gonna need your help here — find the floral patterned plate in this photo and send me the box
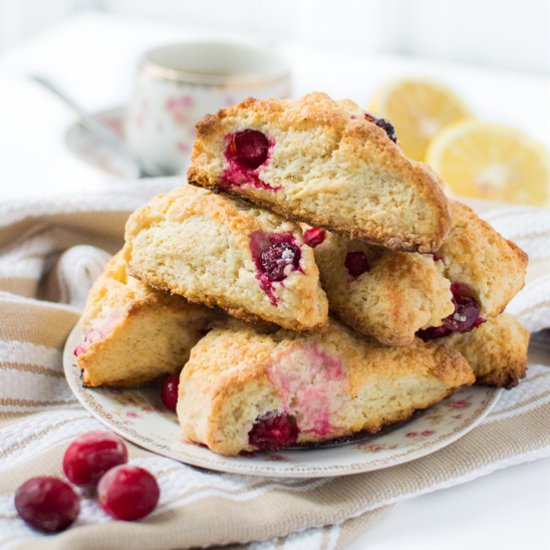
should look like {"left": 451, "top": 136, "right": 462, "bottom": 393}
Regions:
{"left": 64, "top": 324, "right": 502, "bottom": 478}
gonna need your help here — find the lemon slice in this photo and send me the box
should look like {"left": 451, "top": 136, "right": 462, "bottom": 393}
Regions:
{"left": 427, "top": 121, "right": 550, "bottom": 207}
{"left": 370, "top": 79, "right": 472, "bottom": 161}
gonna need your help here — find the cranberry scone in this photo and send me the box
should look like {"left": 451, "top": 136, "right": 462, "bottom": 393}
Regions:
{"left": 124, "top": 185, "right": 328, "bottom": 331}
{"left": 177, "top": 319, "right": 474, "bottom": 456}
{"left": 442, "top": 314, "right": 529, "bottom": 389}
{"left": 311, "top": 200, "right": 527, "bottom": 346}
{"left": 187, "top": 92, "right": 451, "bottom": 252}
{"left": 433, "top": 200, "right": 528, "bottom": 321}
{"left": 75, "top": 251, "right": 218, "bottom": 387}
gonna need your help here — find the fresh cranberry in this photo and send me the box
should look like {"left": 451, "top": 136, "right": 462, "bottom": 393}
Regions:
{"left": 345, "top": 251, "right": 370, "bottom": 278}
{"left": 62, "top": 431, "right": 128, "bottom": 488}
{"left": 161, "top": 374, "right": 180, "bottom": 411}
{"left": 364, "top": 113, "right": 397, "bottom": 142}
{"left": 303, "top": 227, "right": 326, "bottom": 248}
{"left": 15, "top": 477, "right": 80, "bottom": 533}
{"left": 248, "top": 412, "right": 299, "bottom": 451}
{"left": 98, "top": 465, "right": 160, "bottom": 521}
{"left": 226, "top": 130, "right": 269, "bottom": 170}
{"left": 418, "top": 282, "right": 484, "bottom": 340}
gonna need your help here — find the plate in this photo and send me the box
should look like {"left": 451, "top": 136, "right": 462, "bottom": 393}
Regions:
{"left": 65, "top": 106, "right": 140, "bottom": 179}
{"left": 64, "top": 324, "right": 502, "bottom": 478}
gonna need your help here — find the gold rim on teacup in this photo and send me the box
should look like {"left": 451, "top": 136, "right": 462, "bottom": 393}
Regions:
{"left": 139, "top": 41, "right": 290, "bottom": 88}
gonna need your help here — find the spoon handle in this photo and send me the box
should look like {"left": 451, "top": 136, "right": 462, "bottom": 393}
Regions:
{"left": 29, "top": 74, "right": 165, "bottom": 178}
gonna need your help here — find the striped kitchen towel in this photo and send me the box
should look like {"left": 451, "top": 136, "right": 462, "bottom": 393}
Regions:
{"left": 0, "top": 181, "right": 549, "bottom": 550}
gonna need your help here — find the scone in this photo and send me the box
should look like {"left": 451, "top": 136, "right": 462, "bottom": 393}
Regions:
{"left": 311, "top": 200, "right": 527, "bottom": 346}
{"left": 124, "top": 185, "right": 328, "bottom": 331}
{"left": 187, "top": 92, "right": 451, "bottom": 253}
{"left": 75, "top": 251, "right": 219, "bottom": 387}
{"left": 311, "top": 228, "right": 453, "bottom": 346}
{"left": 442, "top": 314, "right": 529, "bottom": 389}
{"left": 435, "top": 201, "right": 528, "bottom": 320}
{"left": 177, "top": 319, "right": 474, "bottom": 456}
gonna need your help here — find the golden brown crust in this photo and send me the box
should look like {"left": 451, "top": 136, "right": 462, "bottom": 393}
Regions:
{"left": 311, "top": 199, "right": 527, "bottom": 346}
{"left": 188, "top": 92, "right": 451, "bottom": 252}
{"left": 75, "top": 251, "right": 219, "bottom": 387}
{"left": 442, "top": 314, "right": 529, "bottom": 389}
{"left": 177, "top": 318, "right": 474, "bottom": 455}
{"left": 313, "top": 231, "right": 453, "bottom": 346}
{"left": 440, "top": 201, "right": 528, "bottom": 317}
{"left": 124, "top": 185, "right": 328, "bottom": 331}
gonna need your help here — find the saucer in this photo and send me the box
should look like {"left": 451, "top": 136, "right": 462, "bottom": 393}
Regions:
{"left": 65, "top": 106, "right": 139, "bottom": 179}
{"left": 64, "top": 323, "right": 502, "bottom": 478}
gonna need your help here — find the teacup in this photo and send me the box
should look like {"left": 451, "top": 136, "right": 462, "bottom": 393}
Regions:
{"left": 125, "top": 41, "right": 291, "bottom": 175}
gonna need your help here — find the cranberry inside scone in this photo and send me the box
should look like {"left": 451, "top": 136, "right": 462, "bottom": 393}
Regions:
{"left": 312, "top": 231, "right": 455, "bottom": 346}
{"left": 177, "top": 320, "right": 474, "bottom": 455}
{"left": 310, "top": 200, "right": 527, "bottom": 347}
{"left": 248, "top": 412, "right": 298, "bottom": 451}
{"left": 417, "top": 282, "right": 484, "bottom": 340}
{"left": 222, "top": 130, "right": 277, "bottom": 191}
{"left": 249, "top": 231, "right": 303, "bottom": 305}
{"left": 302, "top": 227, "right": 326, "bottom": 248}
{"left": 124, "top": 185, "right": 328, "bottom": 331}
{"left": 344, "top": 251, "right": 371, "bottom": 279}
{"left": 188, "top": 92, "right": 451, "bottom": 253}
{"left": 364, "top": 112, "right": 397, "bottom": 142}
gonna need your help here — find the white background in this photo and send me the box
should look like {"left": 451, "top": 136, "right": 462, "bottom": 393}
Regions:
{"left": 1, "top": 0, "right": 549, "bottom": 74}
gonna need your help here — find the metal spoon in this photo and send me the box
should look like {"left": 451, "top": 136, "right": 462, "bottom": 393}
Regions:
{"left": 29, "top": 74, "right": 167, "bottom": 178}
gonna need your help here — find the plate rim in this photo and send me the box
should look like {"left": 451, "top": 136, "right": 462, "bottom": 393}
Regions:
{"left": 64, "top": 322, "right": 502, "bottom": 478}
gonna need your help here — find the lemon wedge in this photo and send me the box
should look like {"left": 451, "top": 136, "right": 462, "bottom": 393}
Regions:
{"left": 370, "top": 79, "right": 472, "bottom": 161}
{"left": 426, "top": 120, "right": 550, "bottom": 206}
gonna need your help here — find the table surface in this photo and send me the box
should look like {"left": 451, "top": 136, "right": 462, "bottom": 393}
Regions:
{"left": 0, "top": 12, "right": 549, "bottom": 550}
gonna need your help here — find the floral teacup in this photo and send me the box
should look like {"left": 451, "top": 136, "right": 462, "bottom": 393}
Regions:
{"left": 125, "top": 41, "right": 291, "bottom": 175}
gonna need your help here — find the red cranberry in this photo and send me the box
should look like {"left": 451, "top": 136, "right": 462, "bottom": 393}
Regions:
{"left": 161, "top": 374, "right": 180, "bottom": 411}
{"left": 345, "top": 251, "right": 370, "bottom": 278}
{"left": 221, "top": 130, "right": 276, "bottom": 191}
{"left": 249, "top": 232, "right": 302, "bottom": 304}
{"left": 98, "top": 465, "right": 160, "bottom": 521}
{"left": 248, "top": 412, "right": 298, "bottom": 451}
{"left": 226, "top": 130, "right": 269, "bottom": 170}
{"left": 63, "top": 431, "right": 128, "bottom": 488}
{"left": 260, "top": 241, "right": 301, "bottom": 282}
{"left": 364, "top": 113, "right": 397, "bottom": 142}
{"left": 374, "top": 118, "right": 397, "bottom": 142}
{"left": 418, "top": 282, "right": 484, "bottom": 340}
{"left": 15, "top": 477, "right": 80, "bottom": 533}
{"left": 303, "top": 227, "right": 326, "bottom": 248}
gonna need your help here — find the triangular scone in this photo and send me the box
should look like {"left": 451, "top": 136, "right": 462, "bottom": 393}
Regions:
{"left": 311, "top": 200, "right": 527, "bottom": 346}
{"left": 312, "top": 230, "right": 454, "bottom": 346}
{"left": 124, "top": 185, "right": 328, "bottom": 331}
{"left": 75, "top": 251, "right": 219, "bottom": 387}
{"left": 187, "top": 92, "right": 451, "bottom": 252}
{"left": 441, "top": 314, "right": 529, "bottom": 389}
{"left": 177, "top": 319, "right": 474, "bottom": 456}
{"left": 437, "top": 201, "right": 528, "bottom": 317}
